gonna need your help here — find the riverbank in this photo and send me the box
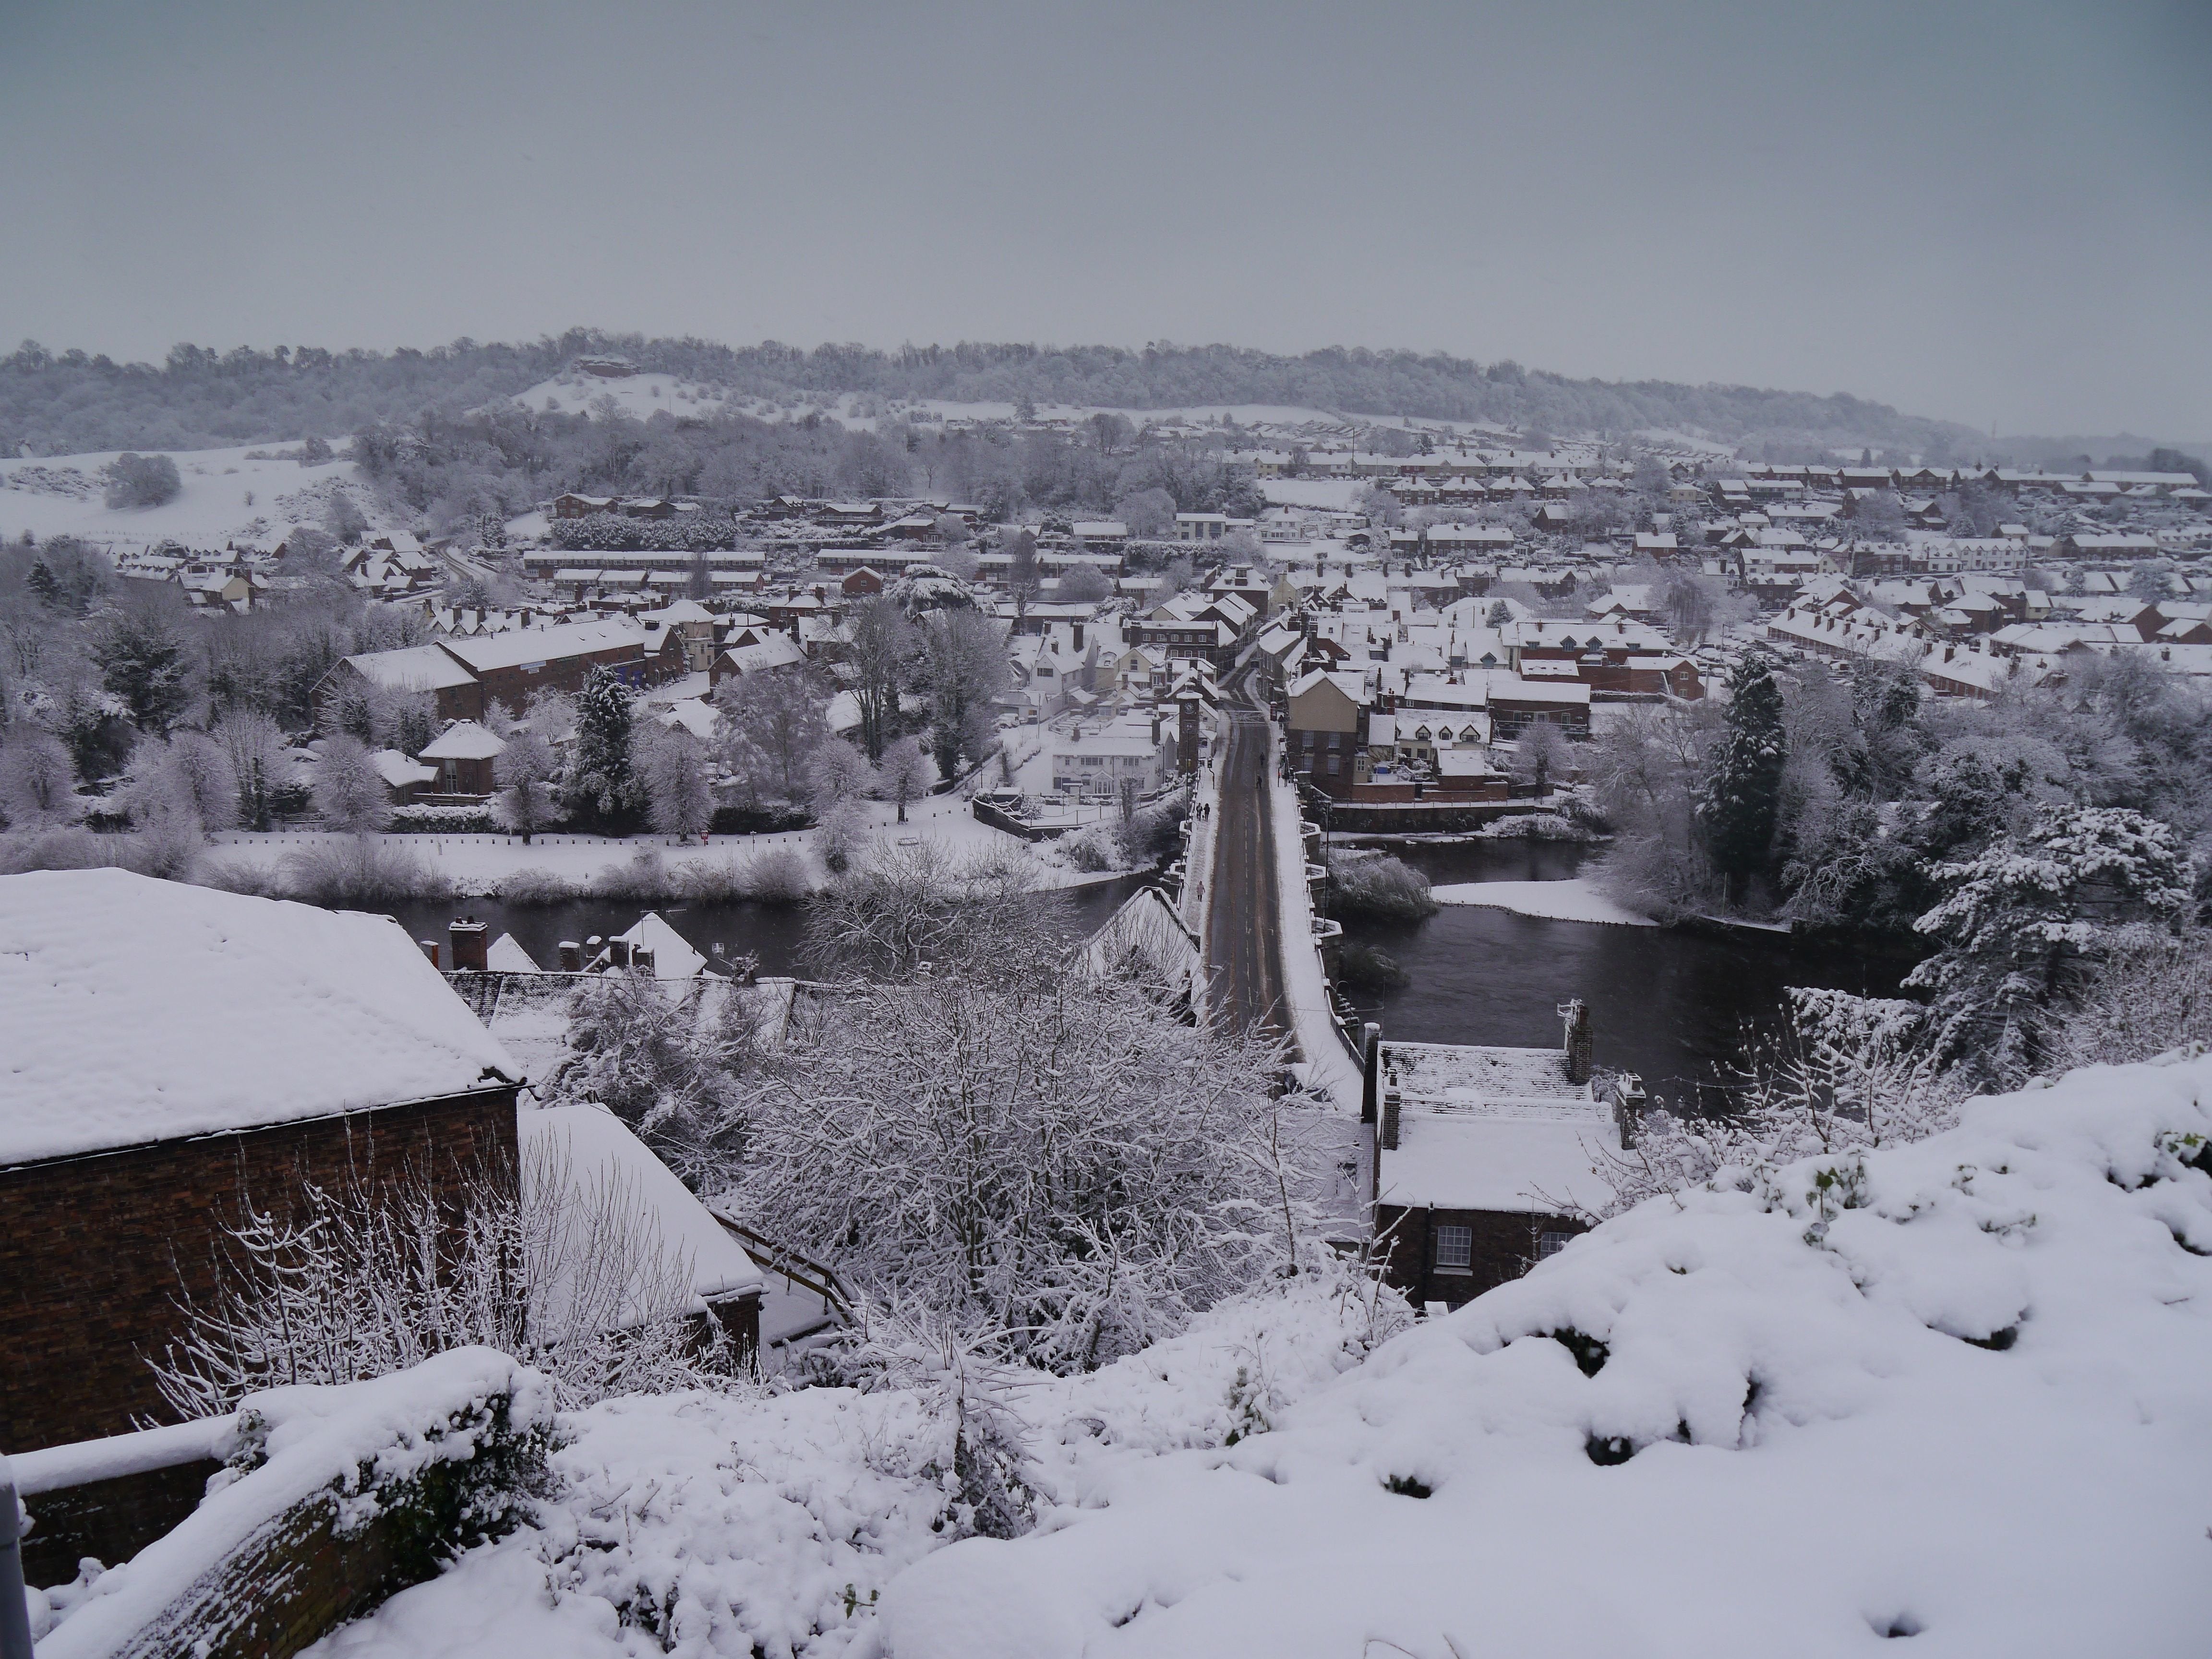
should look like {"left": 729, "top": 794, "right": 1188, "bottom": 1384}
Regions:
{"left": 201, "top": 793, "right": 1135, "bottom": 902}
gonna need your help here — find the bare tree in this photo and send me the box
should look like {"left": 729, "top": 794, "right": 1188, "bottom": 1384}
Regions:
{"left": 716, "top": 670, "right": 828, "bottom": 800}
{"left": 876, "top": 734, "right": 933, "bottom": 823}
{"left": 845, "top": 595, "right": 915, "bottom": 764}
{"left": 214, "top": 710, "right": 290, "bottom": 831}
{"left": 919, "top": 609, "right": 1009, "bottom": 781}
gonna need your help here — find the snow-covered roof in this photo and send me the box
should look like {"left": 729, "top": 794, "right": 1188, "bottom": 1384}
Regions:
{"left": 372, "top": 748, "right": 439, "bottom": 790}
{"left": 614, "top": 912, "right": 708, "bottom": 979}
{"left": 486, "top": 932, "right": 540, "bottom": 973}
{"left": 341, "top": 643, "right": 478, "bottom": 693}
{"left": 418, "top": 720, "right": 506, "bottom": 760}
{"left": 1378, "top": 1109, "right": 1617, "bottom": 1214}
{"left": 520, "top": 1103, "right": 762, "bottom": 1317}
{"left": 438, "top": 619, "right": 646, "bottom": 673}
{"left": 0, "top": 871, "right": 519, "bottom": 1166}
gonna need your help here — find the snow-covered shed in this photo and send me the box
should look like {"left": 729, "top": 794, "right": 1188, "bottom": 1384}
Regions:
{"left": 0, "top": 870, "right": 523, "bottom": 1450}
{"left": 1367, "top": 1012, "right": 1620, "bottom": 1308}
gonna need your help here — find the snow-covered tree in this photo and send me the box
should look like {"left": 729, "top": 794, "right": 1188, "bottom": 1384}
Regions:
{"left": 91, "top": 602, "right": 194, "bottom": 732}
{"left": 1700, "top": 652, "right": 1786, "bottom": 902}
{"left": 0, "top": 727, "right": 75, "bottom": 824}
{"left": 716, "top": 669, "right": 826, "bottom": 800}
{"left": 807, "top": 735, "right": 875, "bottom": 809}
{"left": 213, "top": 710, "right": 289, "bottom": 831}
{"left": 640, "top": 726, "right": 714, "bottom": 839}
{"left": 876, "top": 734, "right": 933, "bottom": 823}
{"left": 1510, "top": 720, "right": 1573, "bottom": 797}
{"left": 494, "top": 726, "right": 559, "bottom": 844}
{"left": 1596, "top": 986, "right": 1960, "bottom": 1218}
{"left": 2054, "top": 924, "right": 2212, "bottom": 1070}
{"left": 919, "top": 608, "right": 1008, "bottom": 781}
{"left": 565, "top": 665, "right": 642, "bottom": 825}
{"left": 1906, "top": 805, "right": 2193, "bottom": 1091}
{"left": 313, "top": 732, "right": 392, "bottom": 834}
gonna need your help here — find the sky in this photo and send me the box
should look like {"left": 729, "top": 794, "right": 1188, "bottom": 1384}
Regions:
{"left": 1, "top": 0, "right": 2207, "bottom": 438}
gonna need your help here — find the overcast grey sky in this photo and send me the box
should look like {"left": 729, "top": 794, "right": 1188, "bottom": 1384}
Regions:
{"left": 2, "top": 0, "right": 2206, "bottom": 436}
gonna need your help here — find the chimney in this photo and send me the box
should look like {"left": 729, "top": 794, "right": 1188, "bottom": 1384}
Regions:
{"left": 631, "top": 945, "right": 655, "bottom": 975}
{"left": 1560, "top": 998, "right": 1593, "bottom": 1086}
{"left": 1072, "top": 621, "right": 1084, "bottom": 650}
{"left": 1359, "top": 1023, "right": 1382, "bottom": 1124}
{"left": 558, "top": 940, "right": 582, "bottom": 972}
{"left": 608, "top": 938, "right": 632, "bottom": 969}
{"left": 419, "top": 939, "right": 441, "bottom": 968}
{"left": 448, "top": 917, "right": 489, "bottom": 973}
{"left": 1381, "top": 1087, "right": 1402, "bottom": 1152}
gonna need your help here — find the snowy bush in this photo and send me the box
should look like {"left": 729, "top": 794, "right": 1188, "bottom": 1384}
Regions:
{"left": 389, "top": 803, "right": 505, "bottom": 834}
{"left": 278, "top": 836, "right": 449, "bottom": 904}
{"left": 1324, "top": 851, "right": 1438, "bottom": 920}
{"left": 151, "top": 1139, "right": 738, "bottom": 1419}
{"left": 498, "top": 866, "right": 577, "bottom": 905}
{"left": 739, "top": 844, "right": 813, "bottom": 904}
{"left": 740, "top": 961, "right": 1302, "bottom": 1371}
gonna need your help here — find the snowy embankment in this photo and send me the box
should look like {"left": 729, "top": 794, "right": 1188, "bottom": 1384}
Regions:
{"left": 883, "top": 1054, "right": 2212, "bottom": 1658}
{"left": 202, "top": 793, "right": 1124, "bottom": 899}
{"left": 1430, "top": 875, "right": 1658, "bottom": 926}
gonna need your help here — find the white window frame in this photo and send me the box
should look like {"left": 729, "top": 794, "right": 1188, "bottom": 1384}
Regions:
{"left": 1433, "top": 1224, "right": 1473, "bottom": 1274}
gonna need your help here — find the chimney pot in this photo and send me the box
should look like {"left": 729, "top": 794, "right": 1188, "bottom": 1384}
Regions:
{"left": 420, "top": 939, "right": 440, "bottom": 968}
{"left": 558, "top": 940, "right": 583, "bottom": 972}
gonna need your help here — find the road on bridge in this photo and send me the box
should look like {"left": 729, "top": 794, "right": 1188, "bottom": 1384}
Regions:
{"left": 1205, "top": 699, "right": 1290, "bottom": 1042}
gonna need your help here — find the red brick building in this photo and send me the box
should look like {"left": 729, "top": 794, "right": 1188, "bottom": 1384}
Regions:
{"left": 0, "top": 871, "right": 524, "bottom": 1452}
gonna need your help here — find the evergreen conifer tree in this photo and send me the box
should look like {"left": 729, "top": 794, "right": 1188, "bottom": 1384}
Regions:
{"left": 1701, "top": 652, "right": 1787, "bottom": 902}
{"left": 567, "top": 665, "right": 642, "bottom": 826}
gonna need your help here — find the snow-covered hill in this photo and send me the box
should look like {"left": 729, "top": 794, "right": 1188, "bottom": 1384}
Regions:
{"left": 298, "top": 1052, "right": 2212, "bottom": 1658}
{"left": 0, "top": 444, "right": 387, "bottom": 553}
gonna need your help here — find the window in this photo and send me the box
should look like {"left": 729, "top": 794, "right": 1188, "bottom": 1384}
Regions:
{"left": 1434, "top": 1225, "right": 1472, "bottom": 1273}
{"left": 1538, "top": 1230, "right": 1573, "bottom": 1259}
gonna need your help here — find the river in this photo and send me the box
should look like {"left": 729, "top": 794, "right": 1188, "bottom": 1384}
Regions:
{"left": 385, "top": 874, "right": 1147, "bottom": 978}
{"left": 1330, "top": 840, "right": 1909, "bottom": 1107}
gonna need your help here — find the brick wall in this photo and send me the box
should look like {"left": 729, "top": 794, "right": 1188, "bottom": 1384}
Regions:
{"left": 1376, "top": 1202, "right": 1589, "bottom": 1310}
{"left": 0, "top": 1089, "right": 519, "bottom": 1452}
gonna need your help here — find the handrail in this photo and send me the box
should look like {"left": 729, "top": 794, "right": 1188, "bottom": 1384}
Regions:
{"left": 709, "top": 1211, "right": 854, "bottom": 1317}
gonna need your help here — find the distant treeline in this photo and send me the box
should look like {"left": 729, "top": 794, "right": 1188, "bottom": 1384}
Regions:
{"left": 1, "top": 331, "right": 1986, "bottom": 457}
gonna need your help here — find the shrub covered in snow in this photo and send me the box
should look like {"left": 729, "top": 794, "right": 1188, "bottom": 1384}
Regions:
{"left": 1324, "top": 851, "right": 1438, "bottom": 921}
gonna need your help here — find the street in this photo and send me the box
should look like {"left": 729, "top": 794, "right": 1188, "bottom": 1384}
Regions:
{"left": 1204, "top": 700, "right": 1289, "bottom": 1041}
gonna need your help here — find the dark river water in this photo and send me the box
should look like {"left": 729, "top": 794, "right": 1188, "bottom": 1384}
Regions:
{"left": 386, "top": 875, "right": 1145, "bottom": 978}
{"left": 1330, "top": 840, "right": 1908, "bottom": 1107}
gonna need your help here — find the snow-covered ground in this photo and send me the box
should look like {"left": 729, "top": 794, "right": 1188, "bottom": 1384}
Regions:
{"left": 299, "top": 1052, "right": 2212, "bottom": 1657}
{"left": 1430, "top": 875, "right": 1658, "bottom": 926}
{"left": 301, "top": 1270, "right": 1401, "bottom": 1659}
{"left": 201, "top": 793, "right": 1127, "bottom": 897}
{"left": 0, "top": 444, "right": 384, "bottom": 552}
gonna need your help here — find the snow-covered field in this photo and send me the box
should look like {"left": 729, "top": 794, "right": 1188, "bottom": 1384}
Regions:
{"left": 0, "top": 444, "right": 383, "bottom": 552}
{"left": 1430, "top": 875, "right": 1658, "bottom": 926}
{"left": 299, "top": 1053, "right": 2212, "bottom": 1657}
{"left": 1258, "top": 478, "right": 1364, "bottom": 510}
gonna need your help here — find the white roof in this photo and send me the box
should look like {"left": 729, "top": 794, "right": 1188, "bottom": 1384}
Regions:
{"left": 520, "top": 1103, "right": 762, "bottom": 1317}
{"left": 486, "top": 932, "right": 541, "bottom": 973}
{"left": 0, "top": 870, "right": 519, "bottom": 1166}
{"left": 418, "top": 720, "right": 507, "bottom": 760}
